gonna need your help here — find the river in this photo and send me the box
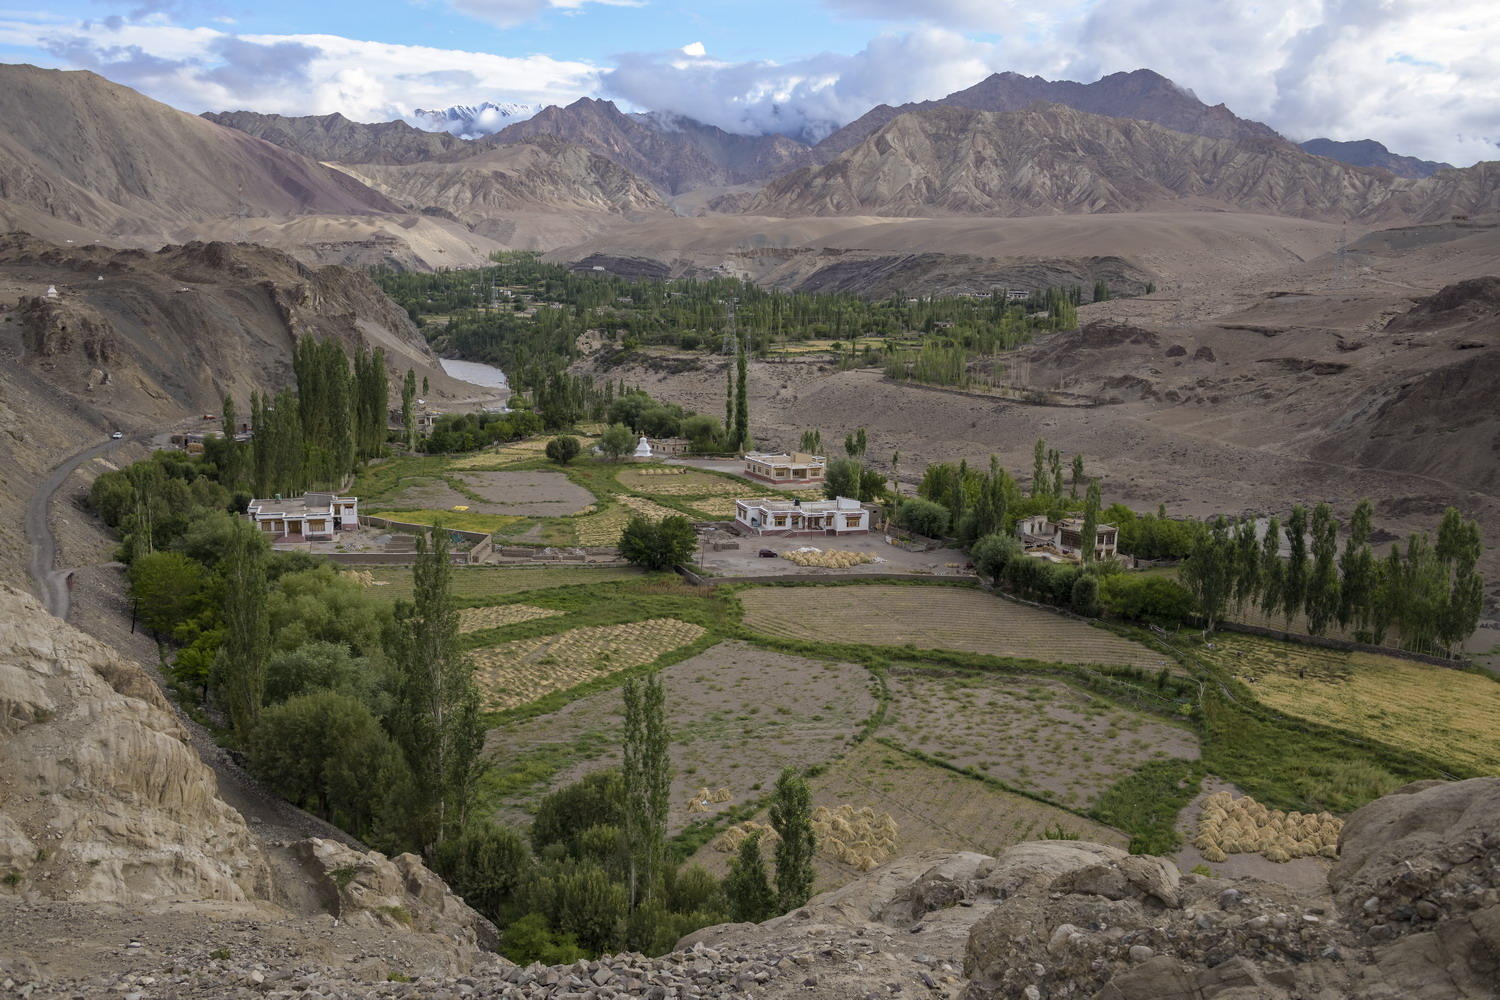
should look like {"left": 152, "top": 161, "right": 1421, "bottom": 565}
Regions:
{"left": 440, "top": 358, "right": 509, "bottom": 391}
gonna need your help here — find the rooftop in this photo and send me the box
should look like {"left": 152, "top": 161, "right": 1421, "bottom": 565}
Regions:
{"left": 247, "top": 492, "right": 354, "bottom": 517}
{"left": 745, "top": 451, "right": 826, "bottom": 465}
{"left": 738, "top": 496, "right": 862, "bottom": 513}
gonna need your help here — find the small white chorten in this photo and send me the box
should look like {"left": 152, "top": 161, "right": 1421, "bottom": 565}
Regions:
{"left": 633, "top": 436, "right": 653, "bottom": 459}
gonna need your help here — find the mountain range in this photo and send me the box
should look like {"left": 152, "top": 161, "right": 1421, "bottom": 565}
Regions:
{"left": 1298, "top": 137, "right": 1454, "bottom": 179}
{"left": 409, "top": 101, "right": 541, "bottom": 138}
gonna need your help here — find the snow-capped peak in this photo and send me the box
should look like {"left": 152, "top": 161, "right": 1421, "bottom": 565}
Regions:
{"left": 407, "top": 102, "right": 542, "bottom": 139}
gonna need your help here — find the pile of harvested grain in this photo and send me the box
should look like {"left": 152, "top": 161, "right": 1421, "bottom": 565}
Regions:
{"left": 344, "top": 569, "right": 378, "bottom": 587}
{"left": 1194, "top": 791, "right": 1341, "bottom": 863}
{"left": 711, "top": 821, "right": 779, "bottom": 853}
{"left": 781, "top": 548, "right": 875, "bottom": 569}
{"left": 635, "top": 467, "right": 686, "bottom": 476}
{"left": 814, "top": 804, "right": 898, "bottom": 872}
{"left": 686, "top": 787, "right": 733, "bottom": 813}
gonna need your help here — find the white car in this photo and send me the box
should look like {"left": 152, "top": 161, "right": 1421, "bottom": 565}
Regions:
{"left": 111, "top": 431, "right": 123, "bottom": 439}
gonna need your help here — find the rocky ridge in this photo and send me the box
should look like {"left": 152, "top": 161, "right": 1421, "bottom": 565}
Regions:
{"left": 203, "top": 111, "right": 475, "bottom": 166}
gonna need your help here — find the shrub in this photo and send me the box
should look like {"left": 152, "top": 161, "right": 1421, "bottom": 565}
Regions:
{"left": 895, "top": 498, "right": 950, "bottom": 538}
{"left": 431, "top": 821, "right": 534, "bottom": 920}
{"left": 531, "top": 771, "right": 626, "bottom": 856}
{"left": 598, "top": 423, "right": 636, "bottom": 462}
{"left": 971, "top": 533, "right": 1021, "bottom": 583}
{"left": 1099, "top": 574, "right": 1196, "bottom": 628}
{"left": 1070, "top": 573, "right": 1101, "bottom": 617}
{"left": 545, "top": 435, "right": 581, "bottom": 465}
{"left": 619, "top": 515, "right": 696, "bottom": 570}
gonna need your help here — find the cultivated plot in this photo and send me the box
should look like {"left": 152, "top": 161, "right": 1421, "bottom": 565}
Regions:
{"left": 617, "top": 467, "right": 752, "bottom": 497}
{"left": 739, "top": 584, "right": 1168, "bottom": 668}
{"left": 885, "top": 671, "right": 1200, "bottom": 809}
{"left": 458, "top": 603, "right": 565, "bottom": 634}
{"left": 356, "top": 565, "right": 644, "bottom": 600}
{"left": 687, "top": 740, "right": 1125, "bottom": 891}
{"left": 472, "top": 617, "right": 706, "bottom": 710}
{"left": 1204, "top": 634, "right": 1500, "bottom": 774}
{"left": 482, "top": 640, "right": 876, "bottom": 831}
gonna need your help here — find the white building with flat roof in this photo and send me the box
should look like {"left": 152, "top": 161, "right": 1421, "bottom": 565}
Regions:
{"left": 246, "top": 492, "right": 358, "bottom": 540}
{"left": 743, "top": 451, "right": 826, "bottom": 485}
{"left": 1017, "top": 513, "right": 1118, "bottom": 562}
{"left": 734, "top": 496, "right": 870, "bottom": 536}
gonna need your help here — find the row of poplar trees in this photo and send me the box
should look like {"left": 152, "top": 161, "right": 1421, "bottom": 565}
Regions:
{"left": 1182, "top": 501, "right": 1484, "bottom": 654}
{"left": 221, "top": 338, "right": 391, "bottom": 498}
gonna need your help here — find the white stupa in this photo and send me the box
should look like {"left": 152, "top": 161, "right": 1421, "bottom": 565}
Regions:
{"left": 633, "top": 435, "right": 653, "bottom": 459}
{"left": 45, "top": 285, "right": 59, "bottom": 299}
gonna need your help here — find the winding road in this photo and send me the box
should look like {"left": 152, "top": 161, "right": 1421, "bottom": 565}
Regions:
{"left": 24, "top": 431, "right": 152, "bottom": 619}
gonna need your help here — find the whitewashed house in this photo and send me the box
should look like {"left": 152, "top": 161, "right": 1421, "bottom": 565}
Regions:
{"left": 734, "top": 496, "right": 870, "bottom": 536}
{"left": 743, "top": 451, "right": 826, "bottom": 485}
{"left": 1017, "top": 514, "right": 1119, "bottom": 562}
{"left": 246, "top": 492, "right": 359, "bottom": 541}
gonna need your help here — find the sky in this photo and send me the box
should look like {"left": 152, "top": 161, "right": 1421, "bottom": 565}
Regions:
{"left": 0, "top": 0, "right": 1496, "bottom": 165}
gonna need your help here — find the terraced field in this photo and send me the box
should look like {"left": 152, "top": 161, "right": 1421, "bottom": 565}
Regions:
{"left": 458, "top": 603, "right": 565, "bottom": 634}
{"left": 1203, "top": 634, "right": 1500, "bottom": 774}
{"left": 358, "top": 565, "right": 644, "bottom": 599}
{"left": 482, "top": 641, "right": 875, "bottom": 830}
{"left": 686, "top": 741, "right": 1125, "bottom": 891}
{"left": 617, "top": 467, "right": 750, "bottom": 497}
{"left": 885, "top": 671, "right": 1199, "bottom": 808}
{"left": 739, "top": 584, "right": 1168, "bottom": 668}
{"left": 472, "top": 617, "right": 707, "bottom": 710}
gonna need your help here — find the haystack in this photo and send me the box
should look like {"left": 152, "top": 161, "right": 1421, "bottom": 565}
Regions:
{"left": 1194, "top": 792, "right": 1342, "bottom": 863}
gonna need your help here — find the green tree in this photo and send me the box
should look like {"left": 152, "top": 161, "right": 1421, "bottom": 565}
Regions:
{"left": 1338, "top": 500, "right": 1375, "bottom": 631}
{"left": 733, "top": 333, "right": 749, "bottom": 450}
{"left": 1070, "top": 573, "right": 1101, "bottom": 616}
{"left": 770, "top": 769, "right": 816, "bottom": 912}
{"left": 622, "top": 674, "right": 670, "bottom": 908}
{"left": 1079, "top": 480, "right": 1102, "bottom": 565}
{"left": 218, "top": 520, "right": 270, "bottom": 737}
{"left": 1282, "top": 506, "right": 1309, "bottom": 625}
{"left": 1258, "top": 516, "right": 1283, "bottom": 620}
{"left": 972, "top": 532, "right": 1021, "bottom": 584}
{"left": 618, "top": 515, "right": 696, "bottom": 571}
{"left": 1305, "top": 503, "right": 1341, "bottom": 635}
{"left": 390, "top": 526, "right": 484, "bottom": 853}
{"left": 724, "top": 354, "right": 735, "bottom": 444}
{"left": 248, "top": 690, "right": 401, "bottom": 836}
{"left": 843, "top": 427, "right": 867, "bottom": 459}
{"left": 1031, "top": 439, "right": 1048, "bottom": 498}
{"left": 545, "top": 435, "right": 581, "bottom": 464}
{"left": 128, "top": 550, "right": 206, "bottom": 635}
{"left": 798, "top": 429, "right": 822, "bottom": 454}
{"left": 1232, "top": 518, "right": 1261, "bottom": 612}
{"left": 896, "top": 498, "right": 950, "bottom": 538}
{"left": 724, "top": 832, "right": 776, "bottom": 923}
{"left": 1181, "top": 516, "right": 1235, "bottom": 631}
{"left": 1069, "top": 454, "right": 1084, "bottom": 498}
{"left": 598, "top": 423, "right": 635, "bottom": 462}
{"left": 431, "top": 821, "right": 533, "bottom": 922}
{"left": 824, "top": 457, "right": 862, "bottom": 501}
{"left": 402, "top": 368, "right": 418, "bottom": 450}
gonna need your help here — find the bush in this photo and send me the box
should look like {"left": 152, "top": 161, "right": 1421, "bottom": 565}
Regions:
{"left": 895, "top": 498, "right": 950, "bottom": 538}
{"left": 598, "top": 423, "right": 636, "bottom": 462}
{"left": 431, "top": 821, "right": 534, "bottom": 920}
{"left": 128, "top": 550, "right": 207, "bottom": 635}
{"left": 499, "top": 912, "right": 588, "bottom": 965}
{"left": 1070, "top": 573, "right": 1101, "bottom": 617}
{"left": 545, "top": 435, "right": 581, "bottom": 465}
{"left": 971, "top": 533, "right": 1021, "bottom": 583}
{"left": 531, "top": 771, "right": 626, "bottom": 856}
{"left": 619, "top": 515, "right": 696, "bottom": 571}
{"left": 1098, "top": 574, "right": 1196, "bottom": 628}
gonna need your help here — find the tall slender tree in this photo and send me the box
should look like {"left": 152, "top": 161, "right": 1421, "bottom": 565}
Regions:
{"left": 402, "top": 368, "right": 418, "bottom": 451}
{"left": 1182, "top": 516, "right": 1235, "bottom": 631}
{"left": 770, "top": 768, "right": 815, "bottom": 912}
{"left": 219, "top": 520, "right": 269, "bottom": 737}
{"left": 1338, "top": 500, "right": 1375, "bottom": 631}
{"left": 1258, "top": 516, "right": 1283, "bottom": 620}
{"left": 1282, "top": 505, "right": 1309, "bottom": 626}
{"left": 1079, "top": 479, "right": 1102, "bottom": 565}
{"left": 1031, "top": 439, "right": 1047, "bottom": 498}
{"left": 622, "top": 673, "right": 670, "bottom": 909}
{"left": 1305, "top": 503, "right": 1341, "bottom": 635}
{"left": 1070, "top": 454, "right": 1084, "bottom": 499}
{"left": 733, "top": 333, "right": 749, "bottom": 450}
{"left": 390, "top": 526, "right": 484, "bottom": 853}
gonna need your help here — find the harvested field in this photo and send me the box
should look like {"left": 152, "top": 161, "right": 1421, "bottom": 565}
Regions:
{"left": 1203, "top": 634, "right": 1500, "bottom": 774}
{"left": 472, "top": 617, "right": 706, "bottom": 710}
{"left": 617, "top": 494, "right": 686, "bottom": 520}
{"left": 686, "top": 740, "right": 1125, "bottom": 891}
{"left": 683, "top": 497, "right": 740, "bottom": 518}
{"left": 456, "top": 471, "right": 594, "bottom": 515}
{"left": 358, "top": 565, "right": 644, "bottom": 599}
{"left": 458, "top": 603, "right": 565, "bottom": 634}
{"left": 449, "top": 436, "right": 599, "bottom": 469}
{"left": 363, "top": 508, "right": 520, "bottom": 534}
{"left": 740, "top": 584, "right": 1168, "bottom": 668}
{"left": 481, "top": 641, "right": 875, "bottom": 830}
{"left": 618, "top": 467, "right": 756, "bottom": 497}
{"left": 885, "top": 671, "right": 1199, "bottom": 809}
{"left": 573, "top": 495, "right": 687, "bottom": 546}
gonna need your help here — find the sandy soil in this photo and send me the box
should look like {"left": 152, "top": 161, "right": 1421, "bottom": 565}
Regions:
{"left": 481, "top": 640, "right": 876, "bottom": 832}
{"left": 384, "top": 470, "right": 594, "bottom": 516}
{"left": 884, "top": 671, "right": 1199, "bottom": 810}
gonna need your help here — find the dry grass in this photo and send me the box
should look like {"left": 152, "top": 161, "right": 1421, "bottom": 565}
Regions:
{"left": 781, "top": 548, "right": 875, "bottom": 569}
{"left": 618, "top": 467, "right": 756, "bottom": 497}
{"left": 449, "top": 435, "right": 599, "bottom": 470}
{"left": 711, "top": 805, "right": 899, "bottom": 872}
{"left": 1201, "top": 634, "right": 1500, "bottom": 774}
{"left": 740, "top": 584, "right": 1167, "bottom": 669}
{"left": 684, "top": 497, "right": 741, "bottom": 518}
{"left": 358, "top": 565, "right": 643, "bottom": 599}
{"left": 472, "top": 618, "right": 706, "bottom": 710}
{"left": 458, "top": 604, "right": 565, "bottom": 634}
{"left": 1193, "top": 791, "right": 1341, "bottom": 863}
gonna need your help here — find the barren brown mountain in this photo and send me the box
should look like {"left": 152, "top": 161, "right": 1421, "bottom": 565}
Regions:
{"left": 1299, "top": 137, "right": 1454, "bottom": 179}
{"left": 490, "top": 97, "right": 811, "bottom": 194}
{"left": 813, "top": 68, "right": 1287, "bottom": 162}
{"left": 203, "top": 109, "right": 475, "bottom": 165}
{"left": 754, "top": 104, "right": 1499, "bottom": 222}
{"left": 0, "top": 65, "right": 398, "bottom": 241}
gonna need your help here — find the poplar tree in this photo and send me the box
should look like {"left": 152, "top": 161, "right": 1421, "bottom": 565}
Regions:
{"left": 1338, "top": 500, "right": 1375, "bottom": 631}
{"left": 724, "top": 353, "right": 735, "bottom": 444}
{"left": 622, "top": 674, "right": 670, "bottom": 908}
{"left": 1232, "top": 518, "right": 1261, "bottom": 612}
{"left": 1282, "top": 505, "right": 1309, "bottom": 625}
{"left": 724, "top": 832, "right": 775, "bottom": 923}
{"left": 391, "top": 526, "right": 483, "bottom": 854}
{"left": 1070, "top": 455, "right": 1084, "bottom": 498}
{"left": 1079, "top": 480, "right": 1101, "bottom": 565}
{"left": 402, "top": 369, "right": 418, "bottom": 451}
{"left": 1182, "top": 516, "right": 1235, "bottom": 631}
{"left": 1048, "top": 449, "right": 1063, "bottom": 498}
{"left": 770, "top": 769, "right": 816, "bottom": 911}
{"left": 219, "top": 520, "right": 269, "bottom": 737}
{"left": 1257, "top": 516, "right": 1282, "bottom": 620}
{"left": 1305, "top": 503, "right": 1341, "bottom": 635}
{"left": 1031, "top": 439, "right": 1047, "bottom": 498}
{"left": 733, "top": 333, "right": 749, "bottom": 450}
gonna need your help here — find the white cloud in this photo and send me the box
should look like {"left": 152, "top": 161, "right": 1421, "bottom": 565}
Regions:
{"left": 813, "top": 0, "right": 1500, "bottom": 165}
{"left": 0, "top": 12, "right": 600, "bottom": 121}
{"left": 680, "top": 41, "right": 705, "bottom": 57}
{"left": 445, "top": 0, "right": 643, "bottom": 28}
{"left": 602, "top": 27, "right": 1003, "bottom": 142}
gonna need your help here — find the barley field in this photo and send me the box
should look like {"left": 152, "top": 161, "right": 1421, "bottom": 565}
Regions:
{"left": 357, "top": 565, "right": 643, "bottom": 599}
{"left": 458, "top": 603, "right": 565, "bottom": 634}
{"left": 739, "top": 584, "right": 1168, "bottom": 668}
{"left": 1203, "top": 634, "right": 1500, "bottom": 774}
{"left": 471, "top": 617, "right": 706, "bottom": 710}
